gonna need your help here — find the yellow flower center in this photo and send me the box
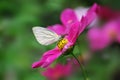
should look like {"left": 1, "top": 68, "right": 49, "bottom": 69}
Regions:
{"left": 57, "top": 38, "right": 68, "bottom": 50}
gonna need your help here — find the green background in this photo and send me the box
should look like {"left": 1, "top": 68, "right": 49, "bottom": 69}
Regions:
{"left": 0, "top": 0, "right": 120, "bottom": 80}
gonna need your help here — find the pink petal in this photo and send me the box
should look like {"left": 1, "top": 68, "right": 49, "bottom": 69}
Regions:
{"left": 60, "top": 8, "right": 78, "bottom": 27}
{"left": 102, "top": 20, "right": 120, "bottom": 41}
{"left": 66, "top": 3, "right": 98, "bottom": 43}
{"left": 86, "top": 3, "right": 98, "bottom": 23}
{"left": 79, "top": 3, "right": 98, "bottom": 34}
{"left": 42, "top": 63, "right": 72, "bottom": 79}
{"left": 66, "top": 21, "right": 80, "bottom": 44}
{"left": 42, "top": 68, "right": 54, "bottom": 78}
{"left": 32, "top": 47, "right": 62, "bottom": 68}
{"left": 87, "top": 28, "right": 110, "bottom": 51}
{"left": 47, "top": 24, "right": 66, "bottom": 35}
{"left": 74, "top": 7, "right": 88, "bottom": 21}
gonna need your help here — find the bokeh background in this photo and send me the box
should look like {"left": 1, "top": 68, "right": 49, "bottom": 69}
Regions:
{"left": 0, "top": 0, "right": 120, "bottom": 80}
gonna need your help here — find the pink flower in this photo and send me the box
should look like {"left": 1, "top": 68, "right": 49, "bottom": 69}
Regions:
{"left": 42, "top": 63, "right": 72, "bottom": 80}
{"left": 48, "top": 3, "right": 98, "bottom": 36}
{"left": 87, "top": 27, "right": 110, "bottom": 51}
{"left": 103, "top": 20, "right": 120, "bottom": 43}
{"left": 32, "top": 3, "right": 98, "bottom": 68}
{"left": 87, "top": 20, "right": 120, "bottom": 51}
{"left": 32, "top": 21, "right": 80, "bottom": 68}
{"left": 87, "top": 4, "right": 120, "bottom": 51}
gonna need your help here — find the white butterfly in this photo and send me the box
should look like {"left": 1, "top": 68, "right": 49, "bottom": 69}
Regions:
{"left": 32, "top": 26, "right": 61, "bottom": 45}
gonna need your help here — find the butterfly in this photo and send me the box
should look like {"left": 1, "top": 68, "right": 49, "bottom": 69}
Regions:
{"left": 32, "top": 27, "right": 61, "bottom": 45}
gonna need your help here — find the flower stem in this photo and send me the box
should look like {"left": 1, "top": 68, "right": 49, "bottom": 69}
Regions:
{"left": 71, "top": 53, "right": 88, "bottom": 80}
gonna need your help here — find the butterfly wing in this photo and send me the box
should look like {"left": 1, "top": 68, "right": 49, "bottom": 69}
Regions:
{"left": 32, "top": 27, "right": 61, "bottom": 45}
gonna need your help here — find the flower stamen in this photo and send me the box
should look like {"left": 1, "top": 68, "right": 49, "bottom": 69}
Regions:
{"left": 57, "top": 38, "right": 68, "bottom": 50}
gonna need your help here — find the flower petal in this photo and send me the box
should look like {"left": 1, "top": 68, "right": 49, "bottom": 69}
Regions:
{"left": 87, "top": 28, "right": 110, "bottom": 51}
{"left": 66, "top": 4, "right": 98, "bottom": 44}
{"left": 66, "top": 21, "right": 80, "bottom": 44}
{"left": 60, "top": 8, "right": 78, "bottom": 27}
{"left": 47, "top": 24, "right": 66, "bottom": 35}
{"left": 74, "top": 7, "right": 88, "bottom": 21}
{"left": 78, "top": 3, "right": 98, "bottom": 35}
{"left": 32, "top": 47, "right": 62, "bottom": 68}
{"left": 42, "top": 63, "right": 72, "bottom": 80}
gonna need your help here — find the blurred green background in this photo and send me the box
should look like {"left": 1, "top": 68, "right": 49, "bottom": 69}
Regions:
{"left": 0, "top": 0, "right": 120, "bottom": 80}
